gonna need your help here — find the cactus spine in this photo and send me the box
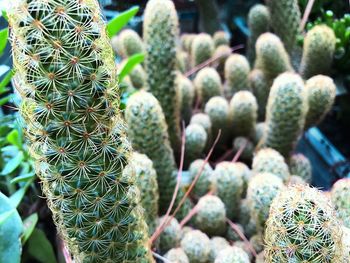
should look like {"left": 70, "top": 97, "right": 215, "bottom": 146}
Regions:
{"left": 184, "top": 124, "right": 208, "bottom": 163}
{"left": 181, "top": 230, "right": 211, "bottom": 263}
{"left": 194, "top": 67, "right": 222, "bottom": 104}
{"left": 331, "top": 179, "right": 350, "bottom": 228}
{"left": 289, "top": 153, "right": 312, "bottom": 183}
{"left": 9, "top": 0, "right": 152, "bottom": 261}
{"left": 263, "top": 73, "right": 308, "bottom": 158}
{"left": 247, "top": 4, "right": 270, "bottom": 64}
{"left": 265, "top": 185, "right": 344, "bottom": 262}
{"left": 143, "top": 0, "right": 181, "bottom": 151}
{"left": 300, "top": 25, "right": 336, "bottom": 79}
{"left": 191, "top": 33, "right": 215, "bottom": 66}
{"left": 229, "top": 91, "right": 258, "bottom": 137}
{"left": 190, "top": 113, "right": 212, "bottom": 147}
{"left": 116, "top": 29, "right": 144, "bottom": 58}
{"left": 224, "top": 54, "right": 251, "bottom": 97}
{"left": 304, "top": 75, "right": 336, "bottom": 129}
{"left": 125, "top": 91, "right": 190, "bottom": 217}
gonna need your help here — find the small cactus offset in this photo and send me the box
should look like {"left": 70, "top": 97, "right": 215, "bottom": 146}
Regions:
{"left": 213, "top": 31, "right": 230, "bottom": 48}
{"left": 194, "top": 67, "right": 222, "bottom": 104}
{"left": 224, "top": 54, "right": 251, "bottom": 97}
{"left": 125, "top": 91, "right": 190, "bottom": 217}
{"left": 193, "top": 195, "right": 227, "bottom": 236}
{"left": 247, "top": 4, "right": 271, "bottom": 64}
{"left": 157, "top": 216, "right": 182, "bottom": 253}
{"left": 181, "top": 230, "right": 211, "bottom": 263}
{"left": 247, "top": 173, "right": 284, "bottom": 231}
{"left": 289, "top": 153, "right": 312, "bottom": 183}
{"left": 131, "top": 152, "right": 159, "bottom": 235}
{"left": 263, "top": 73, "right": 308, "bottom": 158}
{"left": 188, "top": 159, "right": 213, "bottom": 198}
{"left": 228, "top": 91, "right": 258, "bottom": 137}
{"left": 265, "top": 185, "right": 344, "bottom": 262}
{"left": 191, "top": 33, "right": 215, "bottom": 66}
{"left": 331, "top": 179, "right": 350, "bottom": 228}
{"left": 248, "top": 69, "right": 270, "bottom": 121}
{"left": 254, "top": 33, "right": 293, "bottom": 81}
{"left": 9, "top": 0, "right": 152, "bottom": 261}
{"left": 128, "top": 64, "right": 147, "bottom": 90}
{"left": 209, "top": 237, "right": 230, "bottom": 262}
{"left": 300, "top": 25, "right": 336, "bottom": 79}
{"left": 143, "top": 0, "right": 181, "bottom": 151}
{"left": 213, "top": 45, "right": 232, "bottom": 74}
{"left": 232, "top": 137, "right": 254, "bottom": 162}
{"left": 181, "top": 33, "right": 196, "bottom": 53}
{"left": 266, "top": 0, "right": 302, "bottom": 54}
{"left": 190, "top": 113, "right": 213, "bottom": 147}
{"left": 176, "top": 50, "right": 190, "bottom": 73}
{"left": 212, "top": 162, "right": 244, "bottom": 219}
{"left": 304, "top": 75, "right": 336, "bottom": 129}
{"left": 164, "top": 248, "right": 189, "bottom": 263}
{"left": 214, "top": 246, "right": 250, "bottom": 263}
{"left": 225, "top": 223, "right": 244, "bottom": 242}
{"left": 116, "top": 29, "right": 144, "bottom": 58}
{"left": 184, "top": 124, "right": 208, "bottom": 163}
{"left": 252, "top": 148, "right": 290, "bottom": 182}
{"left": 252, "top": 122, "right": 266, "bottom": 145}
{"left": 176, "top": 73, "right": 195, "bottom": 124}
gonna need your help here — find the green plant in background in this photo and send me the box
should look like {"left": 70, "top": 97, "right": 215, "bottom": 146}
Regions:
{"left": 143, "top": 0, "right": 181, "bottom": 152}
{"left": 265, "top": 185, "right": 344, "bottom": 262}
{"left": 247, "top": 4, "right": 271, "bottom": 65}
{"left": 125, "top": 91, "right": 191, "bottom": 218}
{"left": 306, "top": 11, "right": 350, "bottom": 76}
{"left": 194, "top": 67, "right": 222, "bottom": 104}
{"left": 9, "top": 0, "right": 152, "bottom": 262}
{"left": 300, "top": 25, "right": 336, "bottom": 79}
{"left": 262, "top": 73, "right": 308, "bottom": 158}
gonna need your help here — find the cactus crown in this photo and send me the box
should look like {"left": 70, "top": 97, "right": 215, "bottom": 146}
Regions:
{"left": 9, "top": 0, "right": 150, "bottom": 262}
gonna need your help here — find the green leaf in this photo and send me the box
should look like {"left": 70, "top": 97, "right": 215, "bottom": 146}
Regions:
{"left": 0, "top": 210, "right": 15, "bottom": 225}
{"left": 0, "top": 70, "right": 13, "bottom": 94}
{"left": 27, "top": 228, "right": 57, "bottom": 263}
{"left": 0, "top": 96, "right": 10, "bottom": 106}
{"left": 1, "top": 11, "right": 8, "bottom": 21}
{"left": 9, "top": 180, "right": 32, "bottom": 208}
{"left": 6, "top": 129, "right": 21, "bottom": 149}
{"left": 21, "top": 213, "right": 38, "bottom": 245}
{"left": 11, "top": 172, "right": 35, "bottom": 184}
{"left": 0, "top": 192, "right": 23, "bottom": 263}
{"left": 107, "top": 6, "right": 139, "bottom": 38}
{"left": 0, "top": 28, "right": 8, "bottom": 56}
{"left": 118, "top": 53, "right": 145, "bottom": 81}
{"left": 1, "top": 151, "right": 24, "bottom": 175}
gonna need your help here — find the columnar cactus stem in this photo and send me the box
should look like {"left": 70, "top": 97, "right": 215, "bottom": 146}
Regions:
{"left": 115, "top": 29, "right": 144, "bottom": 58}
{"left": 194, "top": 67, "right": 222, "bottom": 104}
{"left": 9, "top": 0, "right": 152, "bottom": 261}
{"left": 184, "top": 123, "right": 208, "bottom": 164}
{"left": 289, "top": 153, "right": 312, "bottom": 183}
{"left": 191, "top": 33, "right": 215, "bottom": 66}
{"left": 176, "top": 73, "right": 195, "bottom": 125}
{"left": 188, "top": 159, "right": 213, "bottom": 198}
{"left": 143, "top": 0, "right": 181, "bottom": 151}
{"left": 181, "top": 230, "right": 211, "bottom": 263}
{"left": 213, "top": 31, "right": 230, "bottom": 48}
{"left": 214, "top": 246, "right": 250, "bottom": 263}
{"left": 331, "top": 179, "right": 350, "bottom": 228}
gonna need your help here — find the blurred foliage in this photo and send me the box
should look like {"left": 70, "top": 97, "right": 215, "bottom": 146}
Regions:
{"left": 299, "top": 0, "right": 349, "bottom": 18}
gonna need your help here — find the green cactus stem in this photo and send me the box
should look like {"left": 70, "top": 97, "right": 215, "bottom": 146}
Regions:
{"left": 164, "top": 248, "right": 189, "bottom": 263}
{"left": 331, "top": 179, "right": 350, "bottom": 228}
{"left": 190, "top": 113, "right": 212, "bottom": 148}
{"left": 184, "top": 124, "right": 208, "bottom": 164}
{"left": 188, "top": 159, "right": 213, "bottom": 198}
{"left": 157, "top": 216, "right": 182, "bottom": 253}
{"left": 209, "top": 237, "right": 230, "bottom": 262}
{"left": 213, "top": 31, "right": 230, "bottom": 48}
{"left": 191, "top": 33, "right": 215, "bottom": 66}
{"left": 176, "top": 73, "right": 195, "bottom": 125}
{"left": 116, "top": 29, "right": 144, "bottom": 58}
{"left": 194, "top": 67, "right": 222, "bottom": 104}
{"left": 181, "top": 230, "right": 211, "bottom": 263}
{"left": 214, "top": 246, "right": 250, "bottom": 263}
{"left": 289, "top": 153, "right": 312, "bottom": 183}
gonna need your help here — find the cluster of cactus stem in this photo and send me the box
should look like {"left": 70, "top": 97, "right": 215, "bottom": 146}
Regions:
{"left": 9, "top": 0, "right": 346, "bottom": 262}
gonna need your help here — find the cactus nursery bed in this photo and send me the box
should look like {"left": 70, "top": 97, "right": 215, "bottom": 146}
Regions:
{"left": 0, "top": 0, "right": 349, "bottom": 263}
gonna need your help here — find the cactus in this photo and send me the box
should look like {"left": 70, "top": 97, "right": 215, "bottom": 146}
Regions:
{"left": 342, "top": 226, "right": 350, "bottom": 262}
{"left": 289, "top": 153, "right": 312, "bottom": 183}
{"left": 190, "top": 113, "right": 212, "bottom": 147}
{"left": 188, "top": 159, "right": 213, "bottom": 198}
{"left": 9, "top": 0, "right": 153, "bottom": 261}
{"left": 250, "top": 234, "right": 264, "bottom": 253}
{"left": 131, "top": 153, "right": 159, "bottom": 235}
{"left": 116, "top": 29, "right": 144, "bottom": 58}
{"left": 181, "top": 33, "right": 196, "bottom": 53}
{"left": 212, "top": 162, "right": 244, "bottom": 219}
{"left": 304, "top": 75, "right": 336, "bottom": 129}
{"left": 176, "top": 50, "right": 190, "bottom": 74}
{"left": 111, "top": 35, "right": 123, "bottom": 56}
{"left": 125, "top": 91, "right": 191, "bottom": 217}
{"left": 252, "top": 122, "right": 266, "bottom": 145}
{"left": 229, "top": 91, "right": 258, "bottom": 137}
{"left": 213, "top": 31, "right": 230, "bottom": 48}
{"left": 176, "top": 74, "right": 195, "bottom": 124}
{"left": 331, "top": 179, "right": 350, "bottom": 228}
{"left": 247, "top": 173, "right": 284, "bottom": 231}
{"left": 191, "top": 33, "right": 215, "bottom": 66}
{"left": 213, "top": 45, "right": 232, "bottom": 74}
{"left": 214, "top": 246, "right": 250, "bottom": 263}
{"left": 265, "top": 185, "right": 344, "bottom": 262}
{"left": 128, "top": 64, "right": 147, "bottom": 90}
{"left": 164, "top": 248, "right": 189, "bottom": 263}
{"left": 254, "top": 33, "right": 293, "bottom": 80}
{"left": 255, "top": 252, "right": 265, "bottom": 263}
{"left": 248, "top": 69, "right": 270, "bottom": 121}
{"left": 224, "top": 54, "right": 251, "bottom": 97}
{"left": 263, "top": 73, "right": 308, "bottom": 158}
{"left": 209, "top": 237, "right": 230, "bottom": 262}
{"left": 234, "top": 242, "right": 253, "bottom": 261}
{"left": 231, "top": 162, "right": 252, "bottom": 197}
{"left": 266, "top": 0, "right": 301, "bottom": 55}
{"left": 143, "top": 0, "right": 181, "bottom": 151}
{"left": 157, "top": 216, "right": 182, "bottom": 253}
{"left": 193, "top": 195, "right": 227, "bottom": 236}
{"left": 181, "top": 230, "right": 211, "bottom": 263}
{"left": 238, "top": 200, "right": 257, "bottom": 238}
{"left": 184, "top": 124, "right": 208, "bottom": 164}
{"left": 232, "top": 137, "right": 254, "bottom": 161}
{"left": 194, "top": 67, "right": 222, "bottom": 104}
{"left": 300, "top": 25, "right": 336, "bottom": 79}
{"left": 226, "top": 223, "right": 244, "bottom": 242}
{"left": 287, "top": 175, "right": 307, "bottom": 186}
{"left": 204, "top": 96, "right": 230, "bottom": 146}
{"left": 252, "top": 148, "right": 290, "bottom": 182}
{"left": 247, "top": 4, "right": 271, "bottom": 64}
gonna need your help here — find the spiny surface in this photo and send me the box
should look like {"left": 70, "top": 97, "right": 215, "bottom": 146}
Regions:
{"left": 9, "top": 0, "right": 152, "bottom": 262}
{"left": 176, "top": 73, "right": 195, "bottom": 124}
{"left": 191, "top": 33, "right": 214, "bottom": 66}
{"left": 157, "top": 216, "right": 181, "bottom": 253}
{"left": 194, "top": 67, "right": 222, "bottom": 104}
{"left": 188, "top": 159, "right": 213, "bottom": 198}
{"left": 181, "top": 230, "right": 211, "bottom": 263}
{"left": 184, "top": 124, "right": 207, "bottom": 164}
{"left": 289, "top": 153, "right": 312, "bottom": 183}
{"left": 331, "top": 179, "right": 350, "bottom": 228}
{"left": 214, "top": 246, "right": 250, "bottom": 263}
{"left": 116, "top": 29, "right": 144, "bottom": 58}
